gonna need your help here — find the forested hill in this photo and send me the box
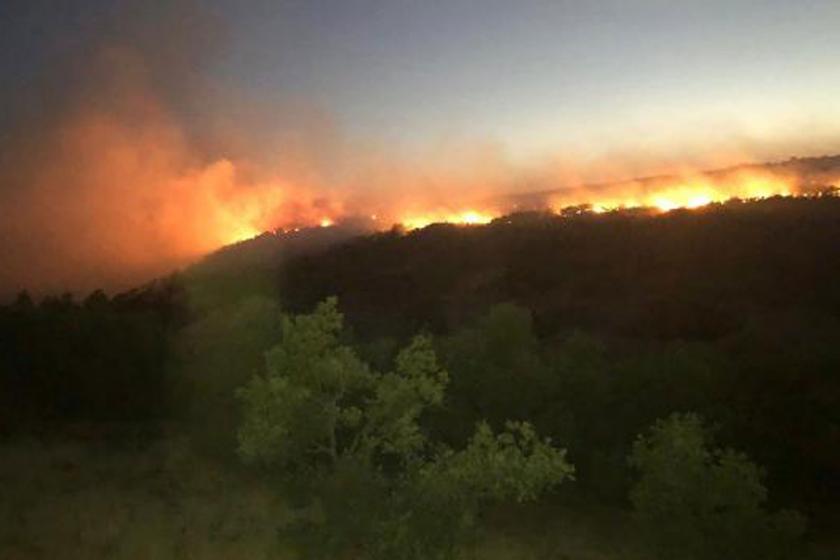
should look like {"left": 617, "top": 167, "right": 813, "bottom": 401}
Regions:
{"left": 2, "top": 193, "right": 839, "bottom": 511}
{"left": 177, "top": 193, "right": 840, "bottom": 508}
{"left": 273, "top": 194, "right": 840, "bottom": 341}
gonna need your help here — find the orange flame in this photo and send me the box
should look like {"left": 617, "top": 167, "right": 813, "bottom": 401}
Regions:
{"left": 216, "top": 168, "right": 814, "bottom": 242}
{"left": 400, "top": 210, "right": 495, "bottom": 230}
{"left": 549, "top": 169, "right": 795, "bottom": 215}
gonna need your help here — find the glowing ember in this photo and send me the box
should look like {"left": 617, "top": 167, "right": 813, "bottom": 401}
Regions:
{"left": 320, "top": 218, "right": 334, "bottom": 228}
{"left": 401, "top": 210, "right": 495, "bottom": 230}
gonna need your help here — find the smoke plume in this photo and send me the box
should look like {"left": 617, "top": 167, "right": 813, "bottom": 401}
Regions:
{"left": 0, "top": 1, "right": 836, "bottom": 297}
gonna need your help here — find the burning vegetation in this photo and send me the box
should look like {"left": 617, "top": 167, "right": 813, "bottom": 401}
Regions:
{"left": 0, "top": 0, "right": 837, "bottom": 297}
{"left": 259, "top": 158, "right": 839, "bottom": 243}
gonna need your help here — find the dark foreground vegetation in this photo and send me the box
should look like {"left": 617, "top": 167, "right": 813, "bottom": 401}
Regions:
{"left": 1, "top": 195, "right": 839, "bottom": 559}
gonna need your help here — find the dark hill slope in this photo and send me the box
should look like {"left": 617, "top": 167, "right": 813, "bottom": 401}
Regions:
{"left": 278, "top": 195, "right": 840, "bottom": 340}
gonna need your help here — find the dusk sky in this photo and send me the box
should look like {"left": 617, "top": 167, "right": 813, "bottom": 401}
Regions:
{"left": 214, "top": 0, "right": 840, "bottom": 163}
{"left": 1, "top": 0, "right": 839, "bottom": 294}
{"left": 5, "top": 1, "right": 840, "bottom": 163}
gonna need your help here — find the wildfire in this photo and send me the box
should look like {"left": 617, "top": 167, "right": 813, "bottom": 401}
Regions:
{"left": 400, "top": 210, "right": 495, "bottom": 230}
{"left": 551, "top": 171, "right": 794, "bottom": 215}
{"left": 215, "top": 168, "right": 813, "bottom": 245}
{"left": 393, "top": 171, "right": 796, "bottom": 230}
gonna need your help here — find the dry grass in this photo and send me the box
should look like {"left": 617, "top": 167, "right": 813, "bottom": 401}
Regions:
{"left": 465, "top": 502, "right": 651, "bottom": 560}
{"left": 0, "top": 436, "right": 654, "bottom": 560}
{"left": 0, "top": 436, "right": 291, "bottom": 559}
{"left": 2, "top": 437, "right": 831, "bottom": 560}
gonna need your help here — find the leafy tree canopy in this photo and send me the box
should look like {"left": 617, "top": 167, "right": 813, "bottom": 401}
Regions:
{"left": 237, "top": 297, "right": 574, "bottom": 559}
{"left": 629, "top": 413, "right": 806, "bottom": 560}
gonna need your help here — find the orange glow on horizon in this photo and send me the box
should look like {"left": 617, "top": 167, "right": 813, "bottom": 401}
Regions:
{"left": 548, "top": 170, "right": 795, "bottom": 216}
{"left": 212, "top": 169, "right": 816, "bottom": 244}
{"left": 11, "top": 31, "right": 835, "bottom": 297}
{"left": 400, "top": 210, "right": 495, "bottom": 230}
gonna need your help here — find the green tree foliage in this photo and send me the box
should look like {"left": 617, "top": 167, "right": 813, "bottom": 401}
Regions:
{"left": 236, "top": 298, "right": 574, "bottom": 559}
{"left": 436, "top": 303, "right": 549, "bottom": 443}
{"left": 629, "top": 413, "right": 806, "bottom": 560}
{"left": 546, "top": 331, "right": 620, "bottom": 497}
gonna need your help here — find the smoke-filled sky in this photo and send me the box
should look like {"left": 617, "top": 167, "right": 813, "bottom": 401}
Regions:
{"left": 2, "top": 0, "right": 840, "bottom": 296}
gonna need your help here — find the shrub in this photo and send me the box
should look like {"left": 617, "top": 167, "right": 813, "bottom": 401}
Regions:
{"left": 629, "top": 413, "right": 806, "bottom": 560}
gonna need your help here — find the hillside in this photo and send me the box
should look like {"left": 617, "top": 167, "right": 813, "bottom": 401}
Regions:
{"left": 176, "top": 193, "right": 840, "bottom": 342}
{"left": 3, "top": 184, "right": 839, "bottom": 560}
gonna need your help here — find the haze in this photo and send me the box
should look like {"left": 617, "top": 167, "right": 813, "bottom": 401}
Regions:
{"left": 2, "top": 0, "right": 839, "bottom": 295}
